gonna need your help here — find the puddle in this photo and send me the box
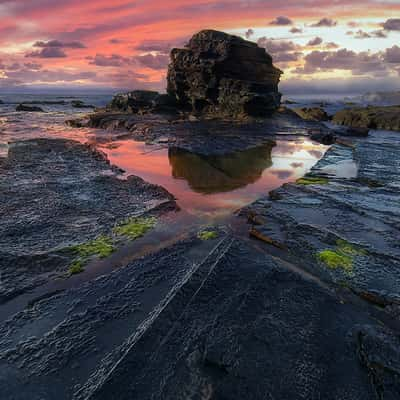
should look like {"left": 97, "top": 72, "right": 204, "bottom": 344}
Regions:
{"left": 0, "top": 99, "right": 329, "bottom": 318}
{"left": 100, "top": 138, "right": 328, "bottom": 219}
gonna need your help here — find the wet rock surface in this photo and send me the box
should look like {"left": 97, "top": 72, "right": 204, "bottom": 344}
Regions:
{"left": 2, "top": 235, "right": 399, "bottom": 399}
{"left": 16, "top": 104, "right": 44, "bottom": 112}
{"left": 292, "top": 106, "right": 329, "bottom": 121}
{"left": 0, "top": 238, "right": 219, "bottom": 400}
{"left": 333, "top": 105, "right": 400, "bottom": 131}
{"left": 0, "top": 138, "right": 176, "bottom": 303}
{"left": 1, "top": 123, "right": 400, "bottom": 398}
{"left": 67, "top": 107, "right": 332, "bottom": 155}
{"left": 71, "top": 100, "right": 95, "bottom": 109}
{"left": 244, "top": 130, "right": 400, "bottom": 305}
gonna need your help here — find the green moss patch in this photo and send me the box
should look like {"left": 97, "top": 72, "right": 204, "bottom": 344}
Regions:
{"left": 317, "top": 250, "right": 353, "bottom": 273}
{"left": 198, "top": 230, "right": 218, "bottom": 240}
{"left": 317, "top": 239, "right": 367, "bottom": 274}
{"left": 71, "top": 235, "right": 115, "bottom": 259}
{"left": 113, "top": 216, "right": 157, "bottom": 240}
{"left": 296, "top": 176, "right": 329, "bottom": 186}
{"left": 67, "top": 235, "right": 115, "bottom": 276}
{"left": 69, "top": 259, "right": 85, "bottom": 275}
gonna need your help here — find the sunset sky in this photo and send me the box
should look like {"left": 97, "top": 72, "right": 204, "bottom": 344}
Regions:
{"left": 1, "top": 0, "right": 399, "bottom": 94}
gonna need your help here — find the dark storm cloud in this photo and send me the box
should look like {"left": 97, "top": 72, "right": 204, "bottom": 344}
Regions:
{"left": 273, "top": 51, "right": 302, "bottom": 62}
{"left": 384, "top": 45, "right": 400, "bottom": 63}
{"left": 257, "top": 37, "right": 301, "bottom": 64}
{"left": 310, "top": 18, "right": 337, "bottom": 27}
{"left": 33, "top": 40, "right": 86, "bottom": 48}
{"left": 135, "top": 54, "right": 169, "bottom": 70}
{"left": 290, "top": 27, "right": 303, "bottom": 34}
{"left": 381, "top": 18, "right": 400, "bottom": 31}
{"left": 269, "top": 16, "right": 293, "bottom": 26}
{"left": 353, "top": 29, "right": 387, "bottom": 39}
{"left": 307, "top": 37, "right": 323, "bottom": 46}
{"left": 87, "top": 54, "right": 134, "bottom": 67}
{"left": 26, "top": 47, "right": 67, "bottom": 58}
{"left": 87, "top": 52, "right": 169, "bottom": 71}
{"left": 257, "top": 37, "right": 299, "bottom": 53}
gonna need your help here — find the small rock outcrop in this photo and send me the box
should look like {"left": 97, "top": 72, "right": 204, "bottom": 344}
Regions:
{"left": 108, "top": 30, "right": 282, "bottom": 119}
{"left": 71, "top": 100, "right": 95, "bottom": 109}
{"left": 292, "top": 107, "right": 329, "bottom": 122}
{"left": 16, "top": 104, "right": 44, "bottom": 112}
{"left": 333, "top": 106, "right": 400, "bottom": 132}
{"left": 167, "top": 30, "right": 282, "bottom": 118}
{"left": 109, "top": 90, "right": 178, "bottom": 114}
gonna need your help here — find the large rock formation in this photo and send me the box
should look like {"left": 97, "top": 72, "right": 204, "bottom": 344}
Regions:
{"left": 167, "top": 30, "right": 282, "bottom": 118}
{"left": 107, "top": 30, "right": 282, "bottom": 119}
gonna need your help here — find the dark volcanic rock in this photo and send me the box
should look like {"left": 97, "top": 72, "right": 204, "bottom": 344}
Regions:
{"left": 292, "top": 106, "right": 329, "bottom": 121}
{"left": 77, "top": 239, "right": 398, "bottom": 400}
{"left": 310, "top": 130, "right": 336, "bottom": 145}
{"left": 16, "top": 103, "right": 44, "bottom": 112}
{"left": 167, "top": 30, "right": 282, "bottom": 118}
{"left": 68, "top": 107, "right": 332, "bottom": 156}
{"left": 244, "top": 130, "right": 400, "bottom": 303}
{"left": 0, "top": 138, "right": 176, "bottom": 303}
{"left": 108, "top": 91, "right": 178, "bottom": 115}
{"left": 332, "top": 125, "right": 369, "bottom": 137}
{"left": 109, "top": 90, "right": 159, "bottom": 112}
{"left": 333, "top": 105, "right": 400, "bottom": 131}
{"left": 71, "top": 100, "right": 95, "bottom": 109}
{"left": 1, "top": 235, "right": 399, "bottom": 400}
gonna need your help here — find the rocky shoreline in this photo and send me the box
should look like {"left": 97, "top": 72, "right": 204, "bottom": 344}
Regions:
{"left": 333, "top": 105, "right": 400, "bottom": 132}
{"left": 1, "top": 128, "right": 400, "bottom": 399}
{"left": 1, "top": 29, "right": 400, "bottom": 399}
{"left": 0, "top": 138, "right": 177, "bottom": 304}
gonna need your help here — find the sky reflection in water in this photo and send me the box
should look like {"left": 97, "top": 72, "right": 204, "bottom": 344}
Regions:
{"left": 100, "top": 138, "right": 327, "bottom": 217}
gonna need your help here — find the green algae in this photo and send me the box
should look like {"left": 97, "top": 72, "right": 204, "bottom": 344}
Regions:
{"left": 69, "top": 259, "right": 85, "bottom": 275}
{"left": 71, "top": 235, "right": 115, "bottom": 259}
{"left": 317, "top": 250, "right": 353, "bottom": 273}
{"left": 296, "top": 176, "right": 329, "bottom": 186}
{"left": 317, "top": 239, "right": 367, "bottom": 274}
{"left": 66, "top": 217, "right": 157, "bottom": 278}
{"left": 198, "top": 230, "right": 218, "bottom": 240}
{"left": 113, "top": 216, "right": 157, "bottom": 240}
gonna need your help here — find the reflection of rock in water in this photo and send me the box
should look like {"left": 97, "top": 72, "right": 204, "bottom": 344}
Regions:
{"left": 169, "top": 143, "right": 274, "bottom": 194}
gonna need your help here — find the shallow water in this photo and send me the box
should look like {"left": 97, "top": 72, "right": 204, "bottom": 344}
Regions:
{"left": 99, "top": 138, "right": 327, "bottom": 218}
{"left": 0, "top": 93, "right": 329, "bottom": 317}
{"left": 0, "top": 93, "right": 328, "bottom": 219}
